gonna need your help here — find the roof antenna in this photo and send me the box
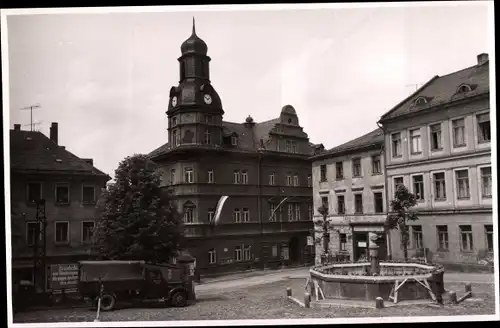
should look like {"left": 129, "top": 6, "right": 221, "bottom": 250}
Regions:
{"left": 192, "top": 16, "right": 196, "bottom": 35}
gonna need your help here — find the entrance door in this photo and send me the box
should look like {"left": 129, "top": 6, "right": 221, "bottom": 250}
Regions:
{"left": 375, "top": 233, "right": 388, "bottom": 261}
{"left": 288, "top": 236, "right": 301, "bottom": 263}
{"left": 353, "top": 233, "right": 368, "bottom": 261}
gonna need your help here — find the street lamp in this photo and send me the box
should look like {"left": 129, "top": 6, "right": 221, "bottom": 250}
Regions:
{"left": 317, "top": 204, "right": 329, "bottom": 264}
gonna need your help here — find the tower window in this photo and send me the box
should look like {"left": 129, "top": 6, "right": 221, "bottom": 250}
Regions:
{"left": 204, "top": 128, "right": 211, "bottom": 145}
{"left": 231, "top": 135, "right": 238, "bottom": 146}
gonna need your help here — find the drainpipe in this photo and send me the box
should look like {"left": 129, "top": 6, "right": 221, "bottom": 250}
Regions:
{"left": 377, "top": 121, "right": 392, "bottom": 260}
{"left": 257, "top": 150, "right": 264, "bottom": 269}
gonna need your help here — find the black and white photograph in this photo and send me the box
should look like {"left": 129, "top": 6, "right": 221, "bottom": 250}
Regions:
{"left": 2, "top": 1, "right": 498, "bottom": 326}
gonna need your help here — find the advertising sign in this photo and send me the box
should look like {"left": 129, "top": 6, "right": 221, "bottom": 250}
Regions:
{"left": 307, "top": 236, "right": 314, "bottom": 246}
{"left": 49, "top": 263, "right": 79, "bottom": 290}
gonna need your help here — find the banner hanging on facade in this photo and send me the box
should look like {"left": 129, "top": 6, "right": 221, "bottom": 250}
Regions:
{"left": 213, "top": 196, "right": 229, "bottom": 225}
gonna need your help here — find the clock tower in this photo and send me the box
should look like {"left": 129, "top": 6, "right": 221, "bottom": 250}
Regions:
{"left": 167, "top": 18, "right": 224, "bottom": 148}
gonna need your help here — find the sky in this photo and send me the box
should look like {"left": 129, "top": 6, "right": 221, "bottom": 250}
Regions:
{"left": 4, "top": 3, "right": 493, "bottom": 179}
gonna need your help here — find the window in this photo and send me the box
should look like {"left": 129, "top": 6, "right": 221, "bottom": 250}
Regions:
{"left": 26, "top": 222, "right": 39, "bottom": 246}
{"left": 352, "top": 158, "right": 362, "bottom": 177}
{"left": 281, "top": 246, "right": 290, "bottom": 260}
{"left": 82, "top": 185, "right": 95, "bottom": 204}
{"left": 241, "top": 171, "right": 248, "bottom": 184}
{"left": 339, "top": 234, "right": 347, "bottom": 251}
{"left": 208, "top": 249, "right": 217, "bottom": 264}
{"left": 412, "top": 226, "right": 423, "bottom": 249}
{"left": 184, "top": 207, "right": 194, "bottom": 223}
{"left": 480, "top": 167, "right": 492, "bottom": 198}
{"left": 184, "top": 168, "right": 194, "bottom": 183}
{"left": 308, "top": 203, "right": 313, "bottom": 220}
{"left": 269, "top": 203, "right": 276, "bottom": 221}
{"left": 415, "top": 97, "right": 427, "bottom": 106}
{"left": 455, "top": 169, "right": 470, "bottom": 199}
{"left": 171, "top": 169, "right": 176, "bottom": 185}
{"left": 82, "top": 221, "right": 95, "bottom": 243}
{"left": 372, "top": 156, "right": 381, "bottom": 174}
{"left": 335, "top": 162, "right": 343, "bottom": 180}
{"left": 374, "top": 192, "right": 384, "bottom": 213}
{"left": 55, "top": 222, "right": 69, "bottom": 244}
{"left": 409, "top": 128, "right": 422, "bottom": 154}
{"left": 337, "top": 195, "right": 345, "bottom": 214}
{"left": 293, "top": 175, "right": 299, "bottom": 187}
{"left": 243, "top": 245, "right": 251, "bottom": 261}
{"left": 394, "top": 177, "right": 404, "bottom": 191}
{"left": 412, "top": 175, "right": 424, "bottom": 200}
{"left": 321, "top": 196, "right": 329, "bottom": 210}
{"left": 288, "top": 204, "right": 293, "bottom": 221}
{"left": 233, "top": 209, "right": 242, "bottom": 222}
{"left": 460, "top": 225, "right": 473, "bottom": 252}
{"left": 205, "top": 115, "right": 213, "bottom": 124}
{"left": 294, "top": 204, "right": 301, "bottom": 221}
{"left": 291, "top": 141, "right": 298, "bottom": 153}
{"left": 354, "top": 194, "right": 363, "bottom": 214}
{"left": 457, "top": 84, "right": 471, "bottom": 93}
{"left": 55, "top": 184, "right": 70, "bottom": 204}
{"left": 207, "top": 169, "right": 214, "bottom": 183}
{"left": 243, "top": 208, "right": 250, "bottom": 222}
{"left": 391, "top": 133, "right": 402, "bottom": 157}
{"left": 172, "top": 117, "right": 178, "bottom": 127}
{"left": 477, "top": 113, "right": 491, "bottom": 143}
{"left": 172, "top": 129, "right": 179, "bottom": 146}
{"left": 208, "top": 209, "right": 215, "bottom": 223}
{"left": 271, "top": 245, "right": 278, "bottom": 257}
{"left": 433, "top": 172, "right": 446, "bottom": 201}
{"left": 320, "top": 165, "right": 327, "bottom": 181}
{"left": 235, "top": 246, "right": 242, "bottom": 261}
{"left": 269, "top": 173, "right": 275, "bottom": 186}
{"left": 285, "top": 140, "right": 291, "bottom": 152}
{"left": 452, "top": 118, "right": 466, "bottom": 147}
{"left": 27, "top": 182, "right": 42, "bottom": 203}
{"left": 485, "top": 225, "right": 493, "bottom": 252}
{"left": 203, "top": 128, "right": 211, "bottom": 145}
{"left": 233, "top": 170, "right": 241, "bottom": 184}
{"left": 307, "top": 174, "right": 312, "bottom": 187}
{"left": 286, "top": 175, "right": 292, "bottom": 186}
{"left": 430, "top": 123, "right": 442, "bottom": 150}
{"left": 437, "top": 226, "right": 449, "bottom": 250}
{"left": 231, "top": 135, "right": 238, "bottom": 146}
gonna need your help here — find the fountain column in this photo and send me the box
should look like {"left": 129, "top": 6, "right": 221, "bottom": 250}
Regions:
{"left": 368, "top": 232, "right": 380, "bottom": 275}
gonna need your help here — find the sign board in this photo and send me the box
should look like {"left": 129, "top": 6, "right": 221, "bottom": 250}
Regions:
{"left": 307, "top": 236, "right": 314, "bottom": 246}
{"left": 357, "top": 241, "right": 367, "bottom": 248}
{"left": 48, "top": 264, "right": 79, "bottom": 290}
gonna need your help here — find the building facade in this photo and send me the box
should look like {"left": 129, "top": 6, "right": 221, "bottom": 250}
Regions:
{"left": 10, "top": 122, "right": 110, "bottom": 292}
{"left": 147, "top": 22, "right": 323, "bottom": 276}
{"left": 378, "top": 53, "right": 493, "bottom": 269}
{"left": 310, "top": 129, "right": 388, "bottom": 264}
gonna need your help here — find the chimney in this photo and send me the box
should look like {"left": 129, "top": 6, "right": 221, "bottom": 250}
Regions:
{"left": 477, "top": 53, "right": 489, "bottom": 65}
{"left": 83, "top": 158, "right": 94, "bottom": 166}
{"left": 50, "top": 122, "right": 58, "bottom": 145}
{"left": 13, "top": 124, "right": 21, "bottom": 131}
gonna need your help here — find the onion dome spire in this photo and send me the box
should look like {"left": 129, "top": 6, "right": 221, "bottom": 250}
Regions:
{"left": 180, "top": 17, "right": 208, "bottom": 56}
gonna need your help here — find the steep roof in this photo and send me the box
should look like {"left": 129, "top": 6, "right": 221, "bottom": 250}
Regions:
{"left": 10, "top": 129, "right": 110, "bottom": 178}
{"left": 380, "top": 60, "right": 490, "bottom": 122}
{"left": 310, "top": 128, "right": 383, "bottom": 160}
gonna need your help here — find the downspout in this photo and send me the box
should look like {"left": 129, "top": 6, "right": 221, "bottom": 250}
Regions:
{"left": 257, "top": 150, "right": 264, "bottom": 268}
{"left": 377, "top": 121, "right": 392, "bottom": 260}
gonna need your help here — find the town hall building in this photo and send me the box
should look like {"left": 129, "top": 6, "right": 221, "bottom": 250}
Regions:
{"left": 147, "top": 21, "right": 324, "bottom": 276}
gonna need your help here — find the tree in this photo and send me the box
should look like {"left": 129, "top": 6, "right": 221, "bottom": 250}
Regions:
{"left": 385, "top": 184, "right": 419, "bottom": 261}
{"left": 94, "top": 154, "right": 184, "bottom": 264}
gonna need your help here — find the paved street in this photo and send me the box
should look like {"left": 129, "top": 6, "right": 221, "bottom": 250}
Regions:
{"left": 13, "top": 267, "right": 496, "bottom": 323}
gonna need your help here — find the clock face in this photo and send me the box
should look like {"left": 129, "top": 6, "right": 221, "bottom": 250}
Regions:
{"left": 172, "top": 96, "right": 177, "bottom": 107}
{"left": 203, "top": 94, "right": 212, "bottom": 105}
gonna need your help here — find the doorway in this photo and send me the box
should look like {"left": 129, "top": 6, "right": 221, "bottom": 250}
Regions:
{"left": 353, "top": 232, "right": 368, "bottom": 261}
{"left": 288, "top": 236, "right": 301, "bottom": 263}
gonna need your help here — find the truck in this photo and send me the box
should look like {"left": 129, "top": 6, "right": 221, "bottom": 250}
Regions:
{"left": 78, "top": 260, "right": 196, "bottom": 311}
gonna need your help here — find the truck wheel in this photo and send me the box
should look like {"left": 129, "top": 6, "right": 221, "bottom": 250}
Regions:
{"left": 100, "top": 294, "right": 116, "bottom": 311}
{"left": 171, "top": 291, "right": 187, "bottom": 307}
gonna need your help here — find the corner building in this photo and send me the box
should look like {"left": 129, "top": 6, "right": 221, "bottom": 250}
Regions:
{"left": 148, "top": 22, "right": 322, "bottom": 276}
{"left": 378, "top": 53, "right": 493, "bottom": 270}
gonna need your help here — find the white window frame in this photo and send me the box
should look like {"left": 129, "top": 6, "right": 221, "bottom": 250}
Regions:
{"left": 294, "top": 203, "right": 301, "bottom": 221}
{"left": 339, "top": 233, "right": 347, "bottom": 251}
{"left": 269, "top": 203, "right": 277, "bottom": 221}
{"left": 431, "top": 170, "right": 447, "bottom": 201}
{"left": 453, "top": 167, "right": 470, "bottom": 200}
{"left": 281, "top": 246, "right": 290, "bottom": 260}
{"left": 429, "top": 122, "right": 443, "bottom": 151}
{"left": 391, "top": 132, "right": 402, "bottom": 158}
{"left": 373, "top": 192, "right": 384, "bottom": 213}
{"left": 171, "top": 169, "right": 176, "bottom": 185}
{"left": 411, "top": 174, "right": 425, "bottom": 201}
{"left": 231, "top": 135, "right": 238, "bottom": 146}
{"left": 286, "top": 175, "right": 292, "bottom": 186}
{"left": 371, "top": 155, "right": 381, "bottom": 174}
{"left": 81, "top": 184, "right": 96, "bottom": 204}
{"left": 54, "top": 221, "right": 70, "bottom": 244}
{"left": 451, "top": 117, "right": 467, "bottom": 148}
{"left": 354, "top": 193, "right": 363, "bottom": 214}
{"left": 243, "top": 208, "right": 250, "bottom": 222}
{"left": 409, "top": 127, "right": 422, "bottom": 154}
{"left": 288, "top": 203, "right": 293, "bottom": 221}
{"left": 411, "top": 225, "right": 423, "bottom": 249}
{"left": 352, "top": 158, "right": 362, "bottom": 177}
{"left": 204, "top": 128, "right": 211, "bottom": 144}
{"left": 478, "top": 165, "right": 492, "bottom": 199}
{"left": 55, "top": 183, "right": 70, "bottom": 204}
{"left": 459, "top": 225, "right": 474, "bottom": 252}
{"left": 243, "top": 245, "right": 252, "bottom": 261}
{"left": 293, "top": 174, "right": 299, "bottom": 187}
{"left": 81, "top": 220, "right": 95, "bottom": 243}
{"left": 233, "top": 170, "right": 241, "bottom": 184}
{"left": 234, "top": 246, "right": 242, "bottom": 261}
{"left": 233, "top": 209, "right": 242, "bottom": 223}
{"left": 476, "top": 111, "right": 491, "bottom": 144}
{"left": 184, "top": 167, "right": 194, "bottom": 184}
{"left": 335, "top": 161, "right": 343, "bottom": 180}
{"left": 271, "top": 244, "right": 278, "bottom": 257}
{"left": 207, "top": 169, "right": 214, "bottom": 183}
{"left": 207, "top": 209, "right": 215, "bottom": 223}
{"left": 269, "top": 173, "right": 275, "bottom": 186}
{"left": 436, "top": 225, "right": 449, "bottom": 250}
{"left": 208, "top": 249, "right": 217, "bottom": 264}
{"left": 241, "top": 171, "right": 248, "bottom": 184}
{"left": 183, "top": 206, "right": 195, "bottom": 224}
{"left": 337, "top": 194, "right": 345, "bottom": 215}
{"left": 320, "top": 164, "right": 327, "bottom": 181}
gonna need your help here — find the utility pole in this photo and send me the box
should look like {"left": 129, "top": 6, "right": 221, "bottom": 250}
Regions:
{"left": 20, "top": 104, "right": 41, "bottom": 132}
{"left": 28, "top": 199, "right": 47, "bottom": 295}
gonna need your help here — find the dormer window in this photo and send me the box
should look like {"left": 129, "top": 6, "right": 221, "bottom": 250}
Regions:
{"left": 457, "top": 84, "right": 472, "bottom": 94}
{"left": 414, "top": 97, "right": 428, "bottom": 106}
{"left": 231, "top": 135, "right": 238, "bottom": 146}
